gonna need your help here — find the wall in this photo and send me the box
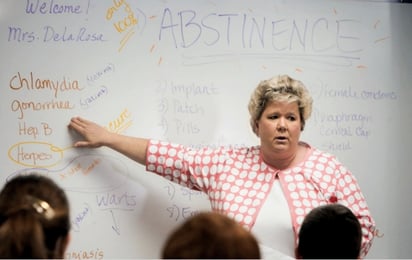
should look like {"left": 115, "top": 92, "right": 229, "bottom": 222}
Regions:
{"left": 0, "top": 0, "right": 411, "bottom": 258}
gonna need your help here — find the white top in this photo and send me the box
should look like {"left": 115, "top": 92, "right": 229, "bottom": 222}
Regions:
{"left": 252, "top": 179, "right": 295, "bottom": 259}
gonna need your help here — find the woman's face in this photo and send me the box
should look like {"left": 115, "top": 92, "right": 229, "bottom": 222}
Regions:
{"left": 256, "top": 100, "right": 302, "bottom": 155}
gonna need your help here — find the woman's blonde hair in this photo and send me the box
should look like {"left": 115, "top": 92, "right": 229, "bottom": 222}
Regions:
{"left": 248, "top": 74, "right": 313, "bottom": 135}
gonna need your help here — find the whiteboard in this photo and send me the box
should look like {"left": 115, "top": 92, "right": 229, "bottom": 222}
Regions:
{"left": 0, "top": 0, "right": 411, "bottom": 258}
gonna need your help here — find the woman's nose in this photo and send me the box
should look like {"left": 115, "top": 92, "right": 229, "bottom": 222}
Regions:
{"left": 276, "top": 118, "right": 287, "bottom": 131}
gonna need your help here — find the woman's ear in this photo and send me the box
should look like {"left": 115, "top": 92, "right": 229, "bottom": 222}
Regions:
{"left": 255, "top": 121, "right": 260, "bottom": 136}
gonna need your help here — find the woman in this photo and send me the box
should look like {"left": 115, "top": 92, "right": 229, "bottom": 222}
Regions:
{"left": 69, "top": 74, "right": 376, "bottom": 258}
{"left": 0, "top": 174, "right": 71, "bottom": 259}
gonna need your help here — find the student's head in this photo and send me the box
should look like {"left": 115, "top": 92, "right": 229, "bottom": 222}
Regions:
{"left": 296, "top": 203, "right": 362, "bottom": 259}
{"left": 0, "top": 174, "right": 70, "bottom": 259}
{"left": 161, "top": 211, "right": 261, "bottom": 259}
{"left": 248, "top": 74, "right": 313, "bottom": 134}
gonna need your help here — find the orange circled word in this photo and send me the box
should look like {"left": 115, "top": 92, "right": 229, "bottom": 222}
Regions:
{"left": 8, "top": 141, "right": 69, "bottom": 168}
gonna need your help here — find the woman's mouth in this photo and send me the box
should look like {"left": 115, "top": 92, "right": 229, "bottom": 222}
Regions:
{"left": 275, "top": 136, "right": 288, "bottom": 142}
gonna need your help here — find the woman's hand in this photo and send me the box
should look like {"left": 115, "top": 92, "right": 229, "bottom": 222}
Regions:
{"left": 69, "top": 116, "right": 149, "bottom": 165}
{"left": 69, "top": 117, "right": 111, "bottom": 148}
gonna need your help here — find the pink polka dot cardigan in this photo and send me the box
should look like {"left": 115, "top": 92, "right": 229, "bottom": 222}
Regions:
{"left": 146, "top": 139, "right": 376, "bottom": 257}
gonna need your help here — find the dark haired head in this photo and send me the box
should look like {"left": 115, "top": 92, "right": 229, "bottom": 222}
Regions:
{"left": 297, "top": 204, "right": 362, "bottom": 259}
{"left": 0, "top": 174, "right": 70, "bottom": 259}
{"left": 162, "top": 211, "right": 261, "bottom": 259}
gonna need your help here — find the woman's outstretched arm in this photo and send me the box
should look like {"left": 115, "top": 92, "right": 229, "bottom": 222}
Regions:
{"left": 69, "top": 117, "right": 149, "bottom": 165}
